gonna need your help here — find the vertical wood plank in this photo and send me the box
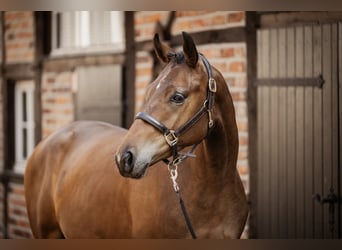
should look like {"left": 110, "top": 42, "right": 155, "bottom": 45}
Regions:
{"left": 322, "top": 24, "right": 333, "bottom": 238}
{"left": 246, "top": 12, "right": 258, "bottom": 239}
{"left": 338, "top": 22, "right": 342, "bottom": 240}
{"left": 313, "top": 24, "right": 324, "bottom": 239}
{"left": 256, "top": 87, "right": 264, "bottom": 238}
{"left": 261, "top": 29, "right": 271, "bottom": 238}
{"left": 331, "top": 23, "right": 339, "bottom": 239}
{"left": 286, "top": 26, "right": 297, "bottom": 239}
{"left": 304, "top": 25, "right": 314, "bottom": 238}
{"left": 256, "top": 29, "right": 265, "bottom": 238}
{"left": 295, "top": 26, "right": 305, "bottom": 239}
{"left": 270, "top": 28, "right": 279, "bottom": 238}
{"left": 278, "top": 27, "right": 288, "bottom": 238}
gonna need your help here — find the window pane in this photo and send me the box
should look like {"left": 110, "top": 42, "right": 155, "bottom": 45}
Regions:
{"left": 22, "top": 91, "right": 27, "bottom": 122}
{"left": 110, "top": 11, "right": 124, "bottom": 45}
{"left": 75, "top": 11, "right": 90, "bottom": 47}
{"left": 60, "top": 12, "right": 75, "bottom": 48}
{"left": 23, "top": 128, "right": 27, "bottom": 159}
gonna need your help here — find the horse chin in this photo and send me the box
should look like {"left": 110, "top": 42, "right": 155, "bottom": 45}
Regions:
{"left": 131, "top": 163, "right": 149, "bottom": 179}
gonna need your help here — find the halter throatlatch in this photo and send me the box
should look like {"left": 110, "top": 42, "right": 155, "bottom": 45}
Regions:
{"left": 135, "top": 53, "right": 216, "bottom": 165}
{"left": 135, "top": 53, "right": 216, "bottom": 239}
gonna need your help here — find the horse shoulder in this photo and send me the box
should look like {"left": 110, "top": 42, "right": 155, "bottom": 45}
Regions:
{"left": 25, "top": 121, "right": 128, "bottom": 238}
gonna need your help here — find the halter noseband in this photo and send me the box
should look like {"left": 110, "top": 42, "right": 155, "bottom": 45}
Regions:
{"left": 135, "top": 53, "right": 216, "bottom": 164}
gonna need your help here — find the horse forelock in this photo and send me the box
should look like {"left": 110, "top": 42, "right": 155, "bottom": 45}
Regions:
{"left": 167, "top": 51, "right": 185, "bottom": 64}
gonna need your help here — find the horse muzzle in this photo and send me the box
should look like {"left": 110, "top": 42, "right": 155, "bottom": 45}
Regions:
{"left": 115, "top": 148, "right": 149, "bottom": 179}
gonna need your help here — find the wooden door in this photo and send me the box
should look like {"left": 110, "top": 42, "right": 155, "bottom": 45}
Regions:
{"left": 255, "top": 23, "right": 341, "bottom": 238}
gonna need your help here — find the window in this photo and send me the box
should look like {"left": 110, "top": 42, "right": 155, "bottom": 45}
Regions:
{"left": 74, "top": 65, "right": 122, "bottom": 126}
{"left": 51, "top": 11, "right": 125, "bottom": 56}
{"left": 14, "top": 81, "right": 35, "bottom": 174}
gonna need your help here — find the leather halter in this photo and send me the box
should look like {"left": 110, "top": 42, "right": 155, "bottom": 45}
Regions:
{"left": 135, "top": 53, "right": 216, "bottom": 163}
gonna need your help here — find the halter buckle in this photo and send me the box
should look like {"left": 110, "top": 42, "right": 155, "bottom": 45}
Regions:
{"left": 209, "top": 78, "right": 217, "bottom": 93}
{"left": 164, "top": 130, "right": 178, "bottom": 147}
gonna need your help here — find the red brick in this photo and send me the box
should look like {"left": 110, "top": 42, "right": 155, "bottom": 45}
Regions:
{"left": 199, "top": 48, "right": 220, "bottom": 58}
{"left": 221, "top": 48, "right": 235, "bottom": 58}
{"left": 5, "top": 12, "right": 32, "bottom": 21}
{"left": 229, "top": 61, "right": 246, "bottom": 72}
{"left": 43, "top": 109, "right": 52, "bottom": 113}
{"left": 136, "top": 67, "right": 152, "bottom": 77}
{"left": 136, "top": 80, "right": 149, "bottom": 89}
{"left": 231, "top": 91, "right": 246, "bottom": 102}
{"left": 176, "top": 11, "right": 212, "bottom": 17}
{"left": 237, "top": 119, "right": 248, "bottom": 132}
{"left": 8, "top": 197, "right": 26, "bottom": 207}
{"left": 238, "top": 165, "right": 249, "bottom": 175}
{"left": 238, "top": 150, "right": 248, "bottom": 161}
{"left": 14, "top": 31, "right": 34, "bottom": 39}
{"left": 136, "top": 56, "right": 151, "bottom": 64}
{"left": 5, "top": 43, "right": 28, "bottom": 50}
{"left": 234, "top": 77, "right": 247, "bottom": 87}
{"left": 8, "top": 227, "right": 32, "bottom": 238}
{"left": 213, "top": 61, "right": 228, "bottom": 73}
{"left": 55, "top": 97, "right": 69, "bottom": 104}
{"left": 6, "top": 20, "right": 32, "bottom": 30}
{"left": 211, "top": 15, "right": 226, "bottom": 25}
{"left": 235, "top": 104, "right": 247, "bottom": 117}
{"left": 235, "top": 47, "right": 245, "bottom": 57}
{"left": 174, "top": 20, "right": 192, "bottom": 31}
{"left": 191, "top": 18, "right": 208, "bottom": 29}
{"left": 9, "top": 186, "right": 25, "bottom": 196}
{"left": 239, "top": 135, "right": 248, "bottom": 146}
{"left": 135, "top": 13, "right": 165, "bottom": 25}
{"left": 43, "top": 129, "right": 54, "bottom": 137}
{"left": 227, "top": 12, "right": 245, "bottom": 23}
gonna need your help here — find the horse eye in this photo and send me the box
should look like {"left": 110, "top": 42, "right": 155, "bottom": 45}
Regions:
{"left": 170, "top": 92, "right": 186, "bottom": 104}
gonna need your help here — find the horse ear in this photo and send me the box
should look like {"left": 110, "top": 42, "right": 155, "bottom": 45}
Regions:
{"left": 153, "top": 33, "right": 173, "bottom": 64}
{"left": 182, "top": 31, "right": 198, "bottom": 68}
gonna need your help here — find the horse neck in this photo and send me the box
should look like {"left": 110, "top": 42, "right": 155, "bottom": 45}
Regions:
{"left": 190, "top": 72, "right": 239, "bottom": 186}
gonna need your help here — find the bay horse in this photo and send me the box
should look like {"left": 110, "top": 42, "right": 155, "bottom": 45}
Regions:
{"left": 24, "top": 32, "right": 248, "bottom": 238}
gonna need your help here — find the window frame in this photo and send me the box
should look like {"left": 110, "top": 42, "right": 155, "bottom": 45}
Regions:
{"left": 50, "top": 11, "right": 125, "bottom": 57}
{"left": 14, "top": 80, "right": 35, "bottom": 174}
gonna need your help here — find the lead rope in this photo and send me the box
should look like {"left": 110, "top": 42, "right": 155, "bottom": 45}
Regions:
{"left": 168, "top": 160, "right": 197, "bottom": 239}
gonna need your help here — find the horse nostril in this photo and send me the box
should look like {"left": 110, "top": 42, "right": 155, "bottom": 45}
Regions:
{"left": 121, "top": 150, "right": 134, "bottom": 173}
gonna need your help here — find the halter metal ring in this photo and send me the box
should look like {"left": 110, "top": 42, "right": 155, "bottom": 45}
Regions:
{"left": 209, "top": 78, "right": 217, "bottom": 93}
{"left": 164, "top": 130, "right": 178, "bottom": 147}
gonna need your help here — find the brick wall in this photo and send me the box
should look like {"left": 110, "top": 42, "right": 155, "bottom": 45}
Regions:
{"left": 1, "top": 11, "right": 36, "bottom": 239}
{"left": 135, "top": 11, "right": 245, "bottom": 42}
{"left": 4, "top": 11, "right": 35, "bottom": 64}
{"left": 7, "top": 183, "right": 32, "bottom": 238}
{"left": 41, "top": 71, "right": 75, "bottom": 138}
{"left": 134, "top": 11, "right": 249, "bottom": 238}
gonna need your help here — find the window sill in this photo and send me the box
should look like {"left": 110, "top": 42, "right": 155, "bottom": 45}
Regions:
{"left": 0, "top": 170, "right": 24, "bottom": 184}
{"left": 50, "top": 44, "right": 125, "bottom": 58}
{"left": 13, "top": 161, "right": 26, "bottom": 175}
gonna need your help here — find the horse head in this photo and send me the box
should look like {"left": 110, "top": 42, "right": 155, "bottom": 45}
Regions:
{"left": 115, "top": 32, "right": 216, "bottom": 179}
